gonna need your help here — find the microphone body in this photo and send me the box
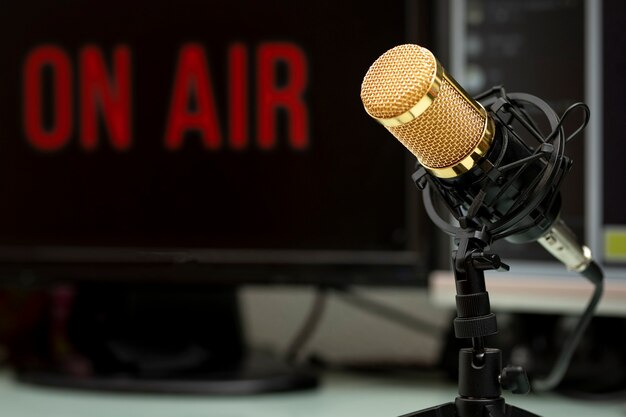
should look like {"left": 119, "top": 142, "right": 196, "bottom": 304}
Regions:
{"left": 360, "top": 44, "right": 594, "bottom": 273}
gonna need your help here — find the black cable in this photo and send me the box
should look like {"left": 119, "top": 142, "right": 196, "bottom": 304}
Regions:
{"left": 532, "top": 262, "right": 604, "bottom": 392}
{"left": 544, "top": 102, "right": 590, "bottom": 144}
{"left": 285, "top": 287, "right": 329, "bottom": 363}
{"left": 286, "top": 287, "right": 442, "bottom": 364}
{"left": 333, "top": 288, "right": 441, "bottom": 337}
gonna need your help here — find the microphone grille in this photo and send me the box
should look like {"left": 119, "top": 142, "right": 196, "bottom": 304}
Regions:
{"left": 360, "top": 44, "right": 493, "bottom": 177}
{"left": 361, "top": 44, "right": 437, "bottom": 119}
{"left": 389, "top": 81, "right": 487, "bottom": 169}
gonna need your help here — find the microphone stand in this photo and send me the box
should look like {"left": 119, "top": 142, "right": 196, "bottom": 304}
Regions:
{"left": 403, "top": 226, "right": 539, "bottom": 417}
{"left": 397, "top": 89, "right": 602, "bottom": 417}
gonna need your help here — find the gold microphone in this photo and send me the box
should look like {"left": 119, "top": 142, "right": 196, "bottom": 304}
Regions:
{"left": 360, "top": 44, "right": 594, "bottom": 274}
{"left": 360, "top": 44, "right": 495, "bottom": 179}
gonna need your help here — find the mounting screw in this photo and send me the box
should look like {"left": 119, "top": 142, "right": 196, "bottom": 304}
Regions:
{"left": 500, "top": 365, "right": 531, "bottom": 395}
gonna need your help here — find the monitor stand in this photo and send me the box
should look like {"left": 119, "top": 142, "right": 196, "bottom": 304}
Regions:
{"left": 15, "top": 284, "right": 318, "bottom": 394}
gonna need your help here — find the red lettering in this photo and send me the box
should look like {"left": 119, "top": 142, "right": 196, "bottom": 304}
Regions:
{"left": 80, "top": 45, "right": 132, "bottom": 151}
{"left": 257, "top": 42, "right": 308, "bottom": 150}
{"left": 228, "top": 43, "right": 248, "bottom": 150}
{"left": 164, "top": 44, "right": 222, "bottom": 150}
{"left": 23, "top": 46, "right": 73, "bottom": 151}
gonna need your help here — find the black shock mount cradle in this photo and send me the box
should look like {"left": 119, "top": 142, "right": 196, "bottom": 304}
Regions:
{"left": 402, "top": 227, "right": 539, "bottom": 417}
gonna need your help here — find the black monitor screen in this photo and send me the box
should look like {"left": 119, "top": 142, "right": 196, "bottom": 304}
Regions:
{"left": 0, "top": 1, "right": 428, "bottom": 283}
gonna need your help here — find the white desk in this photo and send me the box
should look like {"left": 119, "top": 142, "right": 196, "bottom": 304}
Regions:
{"left": 0, "top": 371, "right": 624, "bottom": 417}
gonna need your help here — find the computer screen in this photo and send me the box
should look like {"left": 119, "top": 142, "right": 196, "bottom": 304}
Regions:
{"left": 430, "top": 0, "right": 626, "bottom": 315}
{"left": 0, "top": 0, "right": 430, "bottom": 285}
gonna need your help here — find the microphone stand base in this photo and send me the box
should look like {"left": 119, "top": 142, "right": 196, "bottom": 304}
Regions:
{"left": 400, "top": 402, "right": 541, "bottom": 417}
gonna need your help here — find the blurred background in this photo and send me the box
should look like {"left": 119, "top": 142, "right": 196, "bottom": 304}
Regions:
{"left": 0, "top": 0, "right": 625, "bottom": 409}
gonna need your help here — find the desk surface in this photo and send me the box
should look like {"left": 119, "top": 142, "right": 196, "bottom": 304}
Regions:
{"left": 1, "top": 371, "right": 624, "bottom": 417}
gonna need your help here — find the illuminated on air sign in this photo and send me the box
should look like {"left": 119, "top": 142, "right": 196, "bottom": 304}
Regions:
{"left": 22, "top": 42, "right": 309, "bottom": 152}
